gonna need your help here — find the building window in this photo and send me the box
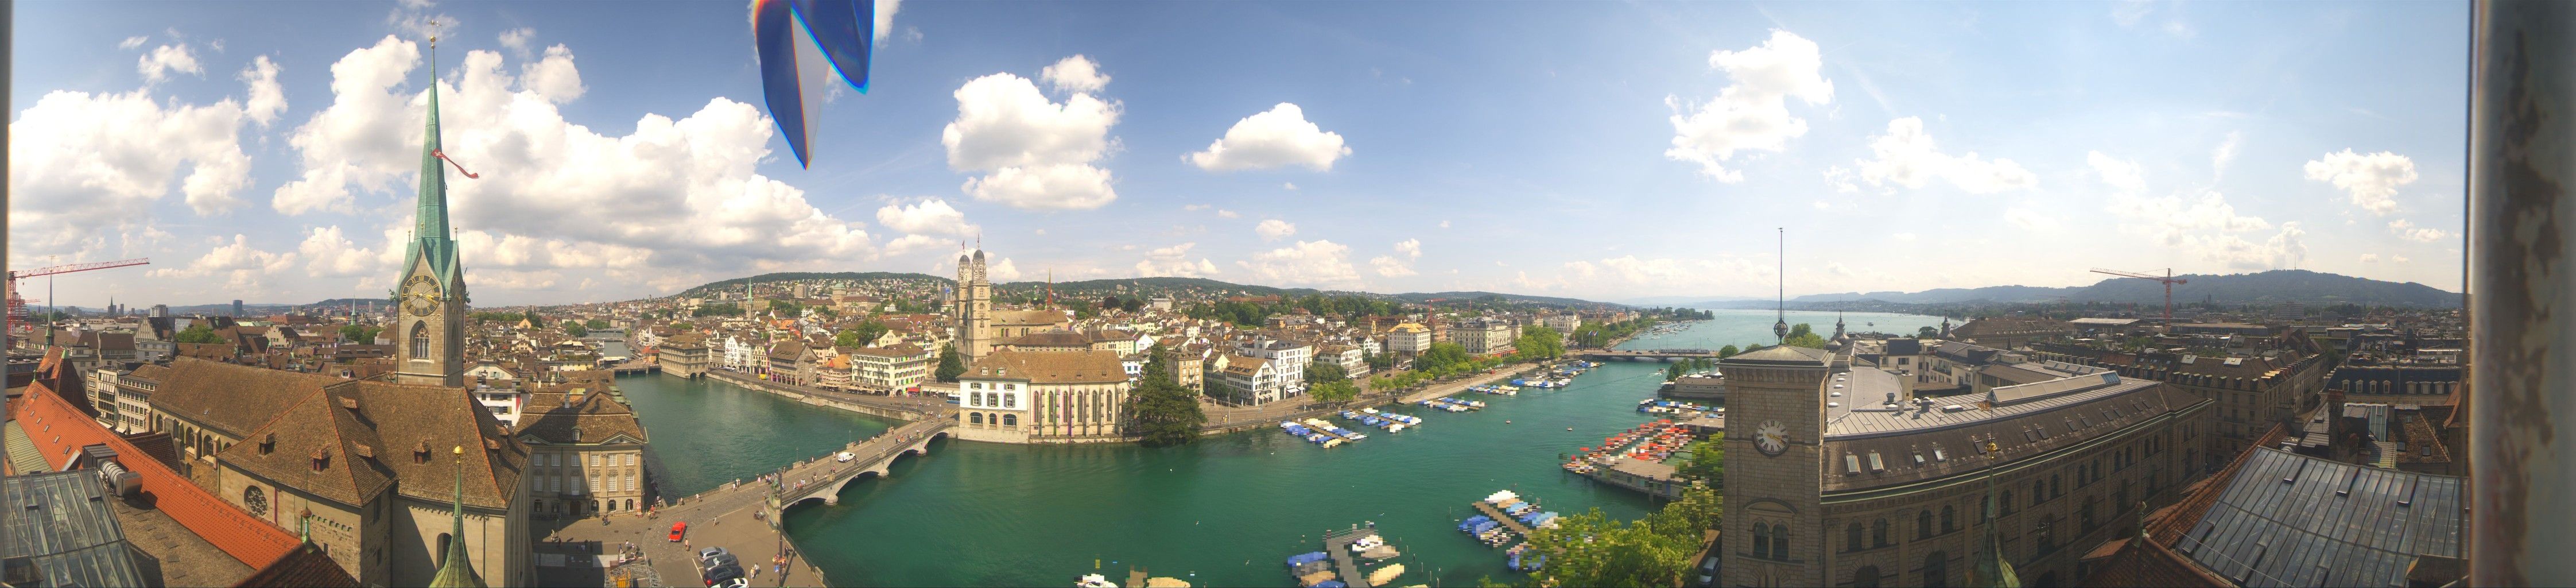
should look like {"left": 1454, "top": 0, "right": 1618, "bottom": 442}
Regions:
{"left": 1847, "top": 523, "right": 1864, "bottom": 552}
{"left": 1770, "top": 525, "right": 1789, "bottom": 560}
{"left": 1942, "top": 506, "right": 1956, "bottom": 533}
{"left": 2001, "top": 490, "right": 2015, "bottom": 515}
{"left": 1003, "top": 413, "right": 1018, "bottom": 427}
{"left": 971, "top": 412, "right": 985, "bottom": 425}
{"left": 2035, "top": 516, "right": 2056, "bottom": 554}
{"left": 242, "top": 486, "right": 269, "bottom": 517}
{"left": 1922, "top": 551, "right": 1949, "bottom": 587}
{"left": 2050, "top": 474, "right": 2062, "bottom": 498}
{"left": 1753, "top": 523, "right": 1770, "bottom": 557}
{"left": 2081, "top": 496, "right": 2100, "bottom": 532}
{"left": 1873, "top": 518, "right": 1890, "bottom": 548}
{"left": 1918, "top": 510, "right": 1934, "bottom": 540}
{"left": 1004, "top": 394, "right": 1015, "bottom": 408}
{"left": 410, "top": 322, "right": 430, "bottom": 358}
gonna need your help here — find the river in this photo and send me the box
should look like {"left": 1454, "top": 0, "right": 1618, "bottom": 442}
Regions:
{"left": 616, "top": 309, "right": 1943, "bottom": 586}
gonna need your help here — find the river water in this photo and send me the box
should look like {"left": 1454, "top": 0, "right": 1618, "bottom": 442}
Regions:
{"left": 617, "top": 309, "right": 1942, "bottom": 587}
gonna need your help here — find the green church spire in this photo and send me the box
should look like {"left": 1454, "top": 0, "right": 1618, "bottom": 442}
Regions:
{"left": 428, "top": 444, "right": 486, "bottom": 588}
{"left": 1970, "top": 455, "right": 2022, "bottom": 588}
{"left": 406, "top": 38, "right": 460, "bottom": 284}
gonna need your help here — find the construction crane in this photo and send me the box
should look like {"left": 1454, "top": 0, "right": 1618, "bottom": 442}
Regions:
{"left": 2090, "top": 267, "right": 2187, "bottom": 321}
{"left": 9, "top": 258, "right": 151, "bottom": 326}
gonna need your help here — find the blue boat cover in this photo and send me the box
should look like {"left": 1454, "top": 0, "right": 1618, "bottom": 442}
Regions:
{"left": 1286, "top": 551, "right": 1329, "bottom": 566}
{"left": 1314, "top": 581, "right": 1347, "bottom": 588}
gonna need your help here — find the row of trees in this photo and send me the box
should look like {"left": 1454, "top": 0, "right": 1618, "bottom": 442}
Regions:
{"left": 1516, "top": 486, "right": 1722, "bottom": 587}
{"left": 692, "top": 303, "right": 746, "bottom": 318}
{"left": 1570, "top": 317, "right": 1656, "bottom": 349}
{"left": 1368, "top": 324, "right": 1572, "bottom": 390}
{"left": 835, "top": 320, "right": 890, "bottom": 348}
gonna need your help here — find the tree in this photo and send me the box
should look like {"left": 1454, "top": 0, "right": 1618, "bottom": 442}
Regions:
{"left": 837, "top": 320, "right": 889, "bottom": 349}
{"left": 1515, "top": 326, "right": 1566, "bottom": 360}
{"left": 337, "top": 324, "right": 385, "bottom": 344}
{"left": 1667, "top": 362, "right": 1689, "bottom": 381}
{"left": 1519, "top": 486, "right": 1721, "bottom": 587}
{"left": 1918, "top": 326, "right": 1941, "bottom": 338}
{"left": 562, "top": 320, "right": 588, "bottom": 338}
{"left": 693, "top": 303, "right": 744, "bottom": 318}
{"left": 1126, "top": 345, "right": 1206, "bottom": 447}
{"left": 585, "top": 318, "right": 610, "bottom": 330}
{"left": 1673, "top": 434, "right": 1724, "bottom": 485}
{"left": 1309, "top": 380, "right": 1359, "bottom": 404}
{"left": 1414, "top": 342, "right": 1472, "bottom": 374}
{"left": 934, "top": 343, "right": 966, "bottom": 382}
{"left": 174, "top": 324, "right": 225, "bottom": 345}
{"left": 1306, "top": 358, "right": 1349, "bottom": 385}
{"left": 1717, "top": 345, "right": 1740, "bottom": 358}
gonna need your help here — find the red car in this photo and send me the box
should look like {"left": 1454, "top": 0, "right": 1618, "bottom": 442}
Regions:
{"left": 668, "top": 521, "right": 687, "bottom": 542}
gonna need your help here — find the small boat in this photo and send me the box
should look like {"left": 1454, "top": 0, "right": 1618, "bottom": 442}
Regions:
{"left": 1078, "top": 572, "right": 1120, "bottom": 587}
{"left": 1367, "top": 563, "right": 1407, "bottom": 586}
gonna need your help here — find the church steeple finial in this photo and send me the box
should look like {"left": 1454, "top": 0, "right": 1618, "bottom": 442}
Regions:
{"left": 1772, "top": 227, "right": 1789, "bottom": 344}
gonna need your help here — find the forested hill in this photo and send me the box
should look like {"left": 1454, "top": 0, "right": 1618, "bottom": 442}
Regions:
{"left": 677, "top": 272, "right": 949, "bottom": 297}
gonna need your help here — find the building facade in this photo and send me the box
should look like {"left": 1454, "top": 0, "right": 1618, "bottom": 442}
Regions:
{"left": 953, "top": 350, "right": 1132, "bottom": 443}
{"left": 1452, "top": 318, "right": 1517, "bottom": 357}
{"left": 1720, "top": 345, "right": 2213, "bottom": 588}
{"left": 953, "top": 250, "right": 995, "bottom": 363}
{"left": 851, "top": 344, "right": 932, "bottom": 392}
{"left": 656, "top": 334, "right": 709, "bottom": 378}
{"left": 1386, "top": 323, "right": 1432, "bottom": 358}
{"left": 1211, "top": 354, "right": 1286, "bottom": 405}
{"left": 513, "top": 388, "right": 650, "bottom": 517}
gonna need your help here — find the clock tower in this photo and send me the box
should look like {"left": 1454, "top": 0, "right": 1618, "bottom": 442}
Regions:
{"left": 1718, "top": 344, "right": 1832, "bottom": 587}
{"left": 393, "top": 46, "right": 467, "bottom": 388}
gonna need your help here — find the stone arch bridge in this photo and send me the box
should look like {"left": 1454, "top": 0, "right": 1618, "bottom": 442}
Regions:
{"left": 776, "top": 419, "right": 954, "bottom": 507}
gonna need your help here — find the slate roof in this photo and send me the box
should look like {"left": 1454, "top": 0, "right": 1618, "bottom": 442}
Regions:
{"left": 2168, "top": 448, "right": 2464, "bottom": 587}
{"left": 1818, "top": 368, "right": 2197, "bottom": 494}
{"left": 215, "top": 380, "right": 528, "bottom": 510}
{"left": 516, "top": 389, "right": 649, "bottom": 446}
{"left": 149, "top": 358, "right": 348, "bottom": 439}
{"left": 964, "top": 349, "right": 1128, "bottom": 384}
{"left": 1002, "top": 331, "right": 1094, "bottom": 349}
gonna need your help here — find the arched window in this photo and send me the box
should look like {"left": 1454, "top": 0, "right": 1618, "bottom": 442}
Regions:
{"left": 2001, "top": 490, "right": 2015, "bottom": 515}
{"left": 2032, "top": 481, "right": 2044, "bottom": 506}
{"left": 626, "top": 498, "right": 635, "bottom": 511}
{"left": 1853, "top": 565, "right": 1882, "bottom": 588}
{"left": 1770, "top": 525, "right": 1789, "bottom": 560}
{"left": 2050, "top": 474, "right": 2062, "bottom": 498}
{"left": 242, "top": 486, "right": 269, "bottom": 517}
{"left": 1923, "top": 551, "right": 1950, "bottom": 587}
{"left": 1918, "top": 509, "right": 1934, "bottom": 539}
{"left": 1942, "top": 506, "right": 1956, "bottom": 532}
{"left": 1753, "top": 523, "right": 1770, "bottom": 558}
{"left": 1847, "top": 523, "right": 1864, "bottom": 552}
{"left": 410, "top": 321, "right": 430, "bottom": 358}
{"left": 2081, "top": 496, "right": 2100, "bottom": 532}
{"left": 1873, "top": 517, "right": 1890, "bottom": 547}
{"left": 970, "top": 412, "right": 985, "bottom": 425}
{"left": 1003, "top": 413, "right": 1018, "bottom": 427}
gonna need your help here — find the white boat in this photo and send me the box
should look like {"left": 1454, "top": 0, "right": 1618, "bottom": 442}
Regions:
{"left": 1077, "top": 573, "right": 1119, "bottom": 588}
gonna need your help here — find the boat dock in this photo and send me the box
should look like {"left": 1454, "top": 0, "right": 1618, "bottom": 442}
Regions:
{"left": 1471, "top": 501, "right": 1536, "bottom": 537}
{"left": 1321, "top": 527, "right": 1375, "bottom": 588}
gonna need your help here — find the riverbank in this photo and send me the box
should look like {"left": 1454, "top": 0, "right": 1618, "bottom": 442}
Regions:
{"left": 705, "top": 369, "right": 948, "bottom": 422}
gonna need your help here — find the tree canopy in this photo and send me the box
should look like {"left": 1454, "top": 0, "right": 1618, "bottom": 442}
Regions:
{"left": 837, "top": 320, "right": 889, "bottom": 349}
{"left": 934, "top": 343, "right": 965, "bottom": 382}
{"left": 174, "top": 324, "right": 224, "bottom": 345}
{"left": 1515, "top": 325, "right": 1566, "bottom": 359}
{"left": 561, "top": 320, "right": 588, "bottom": 338}
{"left": 1517, "top": 486, "right": 1721, "bottom": 587}
{"left": 1127, "top": 345, "right": 1206, "bottom": 447}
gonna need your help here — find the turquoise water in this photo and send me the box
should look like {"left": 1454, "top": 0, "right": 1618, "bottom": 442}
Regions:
{"left": 616, "top": 373, "right": 901, "bottom": 498}
{"left": 623, "top": 310, "right": 1943, "bottom": 586}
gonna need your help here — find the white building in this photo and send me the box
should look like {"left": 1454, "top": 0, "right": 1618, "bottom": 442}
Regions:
{"left": 1236, "top": 336, "right": 1311, "bottom": 395}
{"left": 1386, "top": 323, "right": 1433, "bottom": 357}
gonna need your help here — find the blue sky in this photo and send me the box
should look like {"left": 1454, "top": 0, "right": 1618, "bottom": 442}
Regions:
{"left": 8, "top": 1, "right": 2468, "bottom": 307}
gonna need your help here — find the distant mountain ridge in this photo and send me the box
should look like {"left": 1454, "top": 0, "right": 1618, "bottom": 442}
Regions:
{"left": 1691, "top": 270, "right": 2458, "bottom": 309}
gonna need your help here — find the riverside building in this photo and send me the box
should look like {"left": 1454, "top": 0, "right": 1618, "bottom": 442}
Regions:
{"left": 955, "top": 349, "right": 1132, "bottom": 443}
{"left": 1720, "top": 344, "right": 2214, "bottom": 588}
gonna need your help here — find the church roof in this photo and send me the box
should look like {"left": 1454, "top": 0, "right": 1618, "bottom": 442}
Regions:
{"left": 403, "top": 44, "right": 463, "bottom": 286}
{"left": 148, "top": 358, "right": 348, "bottom": 439}
{"left": 964, "top": 349, "right": 1128, "bottom": 384}
{"left": 1719, "top": 345, "right": 1830, "bottom": 366}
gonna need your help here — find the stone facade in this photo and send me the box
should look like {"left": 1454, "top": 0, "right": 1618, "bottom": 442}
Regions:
{"left": 955, "top": 350, "right": 1131, "bottom": 443}
{"left": 656, "top": 335, "right": 709, "bottom": 379}
{"left": 1721, "top": 345, "right": 2216, "bottom": 588}
{"left": 953, "top": 250, "right": 995, "bottom": 363}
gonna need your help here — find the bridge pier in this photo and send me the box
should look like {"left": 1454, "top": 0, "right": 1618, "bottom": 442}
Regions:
{"left": 787, "top": 430, "right": 947, "bottom": 508}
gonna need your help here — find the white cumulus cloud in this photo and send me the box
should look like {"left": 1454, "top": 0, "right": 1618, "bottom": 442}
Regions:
{"left": 2086, "top": 150, "right": 2147, "bottom": 194}
{"left": 1854, "top": 117, "right": 2036, "bottom": 193}
{"left": 151, "top": 234, "right": 297, "bottom": 293}
{"left": 1370, "top": 238, "right": 1422, "bottom": 277}
{"left": 1039, "top": 55, "right": 1109, "bottom": 94}
{"left": 271, "top": 36, "right": 880, "bottom": 289}
{"left": 1663, "top": 30, "right": 1834, "bottom": 182}
{"left": 942, "top": 60, "right": 1122, "bottom": 211}
{"left": 1186, "top": 102, "right": 1351, "bottom": 172}
{"left": 9, "top": 82, "right": 255, "bottom": 262}
{"left": 1236, "top": 240, "right": 1360, "bottom": 288}
{"left": 238, "top": 55, "right": 286, "bottom": 126}
{"left": 1255, "top": 219, "right": 1297, "bottom": 241}
{"left": 875, "top": 198, "right": 976, "bottom": 237}
{"left": 138, "top": 44, "right": 203, "bottom": 83}
{"left": 298, "top": 226, "right": 381, "bottom": 277}
{"left": 2389, "top": 219, "right": 2451, "bottom": 243}
{"left": 1135, "top": 242, "right": 1220, "bottom": 278}
{"left": 2303, "top": 149, "right": 2415, "bottom": 215}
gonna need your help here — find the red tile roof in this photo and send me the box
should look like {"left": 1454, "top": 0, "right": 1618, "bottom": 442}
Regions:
{"left": 12, "top": 381, "right": 299, "bottom": 569}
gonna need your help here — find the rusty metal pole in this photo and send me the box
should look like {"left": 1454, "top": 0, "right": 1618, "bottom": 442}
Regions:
{"left": 2468, "top": 1, "right": 2576, "bottom": 585}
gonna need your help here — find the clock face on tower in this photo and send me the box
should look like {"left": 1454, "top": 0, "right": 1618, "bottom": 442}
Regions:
{"left": 1755, "top": 420, "right": 1789, "bottom": 456}
{"left": 401, "top": 275, "right": 443, "bottom": 316}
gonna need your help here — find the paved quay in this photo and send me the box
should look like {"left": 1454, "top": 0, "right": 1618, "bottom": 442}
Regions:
{"left": 536, "top": 419, "right": 950, "bottom": 587}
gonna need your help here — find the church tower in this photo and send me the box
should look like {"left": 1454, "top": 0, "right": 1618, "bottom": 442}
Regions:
{"left": 394, "top": 45, "right": 468, "bottom": 388}
{"left": 1718, "top": 344, "right": 1833, "bottom": 588}
{"left": 954, "top": 250, "right": 992, "bottom": 363}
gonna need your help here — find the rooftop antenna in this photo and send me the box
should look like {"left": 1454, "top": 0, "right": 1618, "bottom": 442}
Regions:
{"left": 1773, "top": 227, "right": 1788, "bottom": 344}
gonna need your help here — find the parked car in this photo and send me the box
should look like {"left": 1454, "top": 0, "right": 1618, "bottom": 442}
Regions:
{"left": 697, "top": 547, "right": 728, "bottom": 562}
{"left": 668, "top": 521, "right": 687, "bottom": 542}
{"left": 702, "top": 563, "right": 745, "bottom": 587}
{"left": 713, "top": 579, "right": 750, "bottom": 588}
{"left": 703, "top": 553, "right": 739, "bottom": 570}
{"left": 1694, "top": 554, "right": 1718, "bottom": 586}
